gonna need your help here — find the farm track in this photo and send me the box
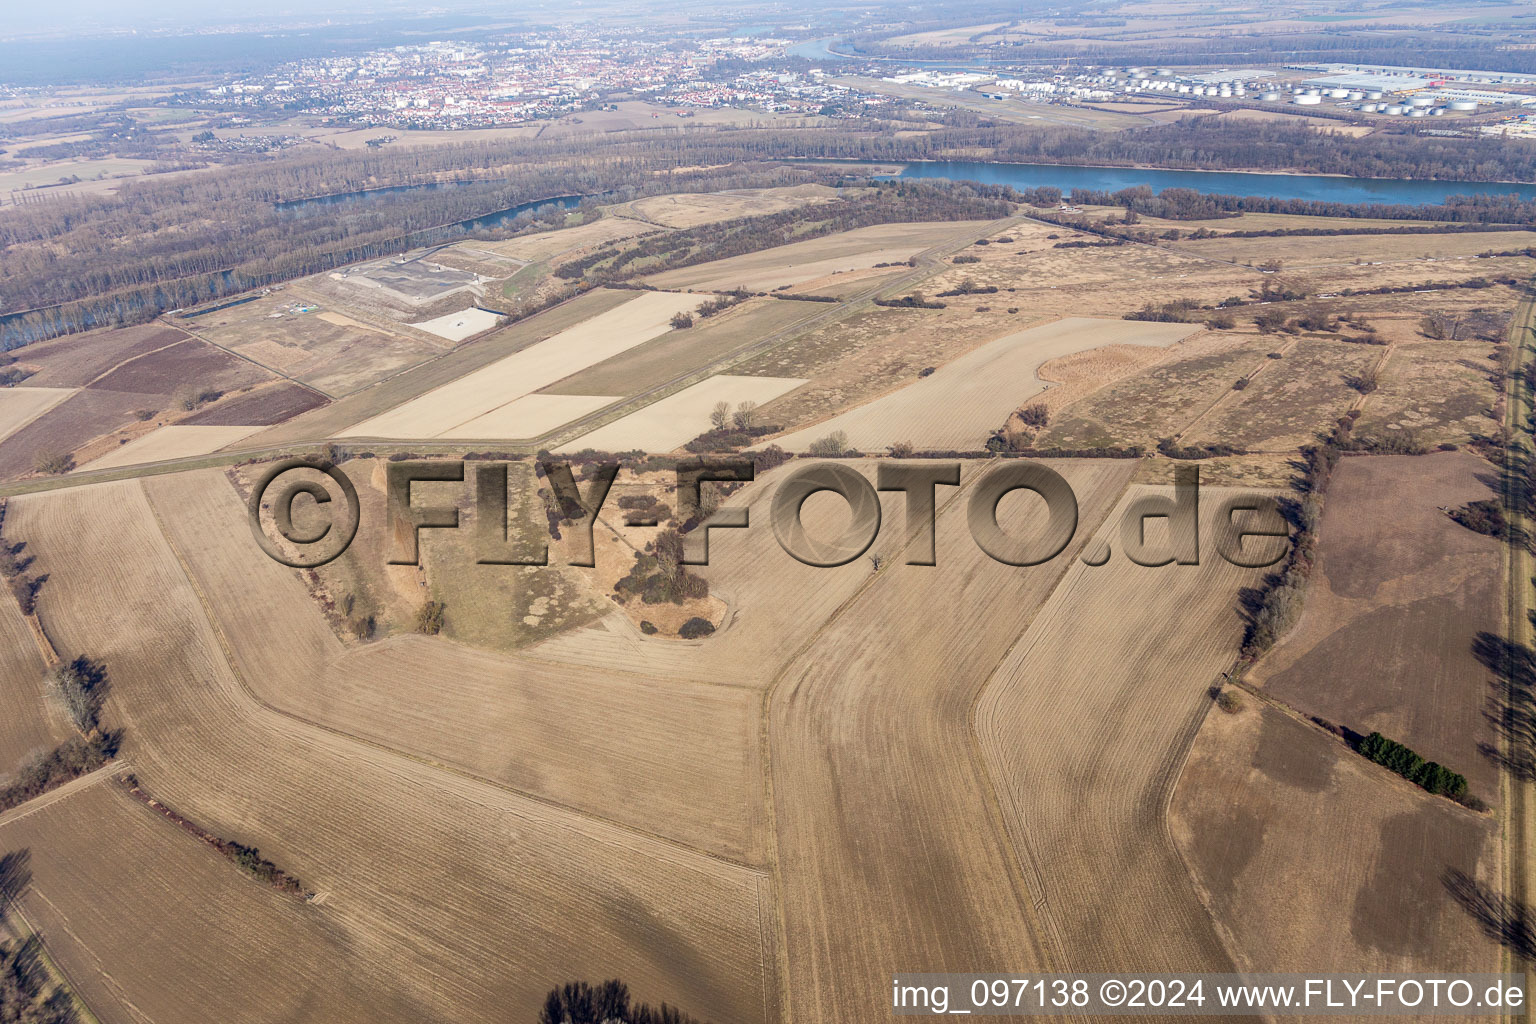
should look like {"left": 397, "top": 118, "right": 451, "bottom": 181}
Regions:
{"left": 1502, "top": 281, "right": 1536, "bottom": 1005}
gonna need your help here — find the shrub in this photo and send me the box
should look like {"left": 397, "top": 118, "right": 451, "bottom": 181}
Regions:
{"left": 415, "top": 600, "right": 445, "bottom": 635}
{"left": 1215, "top": 690, "right": 1244, "bottom": 714}
{"left": 1448, "top": 499, "right": 1509, "bottom": 538}
{"left": 807, "top": 431, "right": 850, "bottom": 457}
{"left": 669, "top": 311, "right": 695, "bottom": 330}
{"left": 678, "top": 617, "right": 716, "bottom": 640}
{"left": 888, "top": 441, "right": 915, "bottom": 458}
{"left": 1232, "top": 378, "right": 1250, "bottom": 390}
{"left": 753, "top": 445, "right": 793, "bottom": 474}
{"left": 918, "top": 366, "right": 936, "bottom": 378}
{"left": 33, "top": 449, "right": 73, "bottom": 475}
{"left": 0, "top": 734, "right": 117, "bottom": 814}
{"left": 538, "top": 980, "right": 708, "bottom": 1024}
{"left": 48, "top": 657, "right": 109, "bottom": 734}
{"left": 639, "top": 620, "right": 658, "bottom": 635}
{"left": 1344, "top": 370, "right": 1379, "bottom": 394}
{"left": 9, "top": 575, "right": 39, "bottom": 615}
{"left": 1018, "top": 403, "right": 1049, "bottom": 428}
{"left": 132, "top": 408, "right": 157, "bottom": 421}
{"left": 952, "top": 254, "right": 980, "bottom": 264}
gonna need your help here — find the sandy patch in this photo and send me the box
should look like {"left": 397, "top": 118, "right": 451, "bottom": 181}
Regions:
{"left": 558, "top": 375, "right": 808, "bottom": 453}
{"left": 79, "top": 425, "right": 263, "bottom": 470}
{"left": 437, "top": 394, "right": 618, "bottom": 440}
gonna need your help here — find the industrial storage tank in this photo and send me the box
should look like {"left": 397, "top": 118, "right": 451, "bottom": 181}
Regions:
{"left": 1383, "top": 104, "right": 1404, "bottom": 114}
{"left": 1408, "top": 95, "right": 1435, "bottom": 107}
{"left": 1366, "top": 90, "right": 1384, "bottom": 100}
{"left": 1294, "top": 93, "right": 1322, "bottom": 105}
{"left": 1327, "top": 88, "right": 1349, "bottom": 98}
{"left": 1429, "top": 107, "right": 1446, "bottom": 116}
{"left": 1347, "top": 91, "right": 1364, "bottom": 100}
{"left": 1406, "top": 107, "right": 1427, "bottom": 117}
{"left": 1358, "top": 103, "right": 1379, "bottom": 113}
{"left": 1259, "top": 91, "right": 1282, "bottom": 101}
{"left": 1448, "top": 100, "right": 1478, "bottom": 111}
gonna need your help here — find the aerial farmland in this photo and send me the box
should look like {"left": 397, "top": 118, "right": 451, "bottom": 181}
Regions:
{"left": 0, "top": 150, "right": 1532, "bottom": 1024}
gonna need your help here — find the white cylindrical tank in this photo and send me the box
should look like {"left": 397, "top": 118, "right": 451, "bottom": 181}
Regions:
{"left": 1347, "top": 90, "right": 1363, "bottom": 100}
{"left": 1294, "top": 93, "right": 1322, "bottom": 105}
{"left": 1358, "top": 103, "right": 1378, "bottom": 112}
{"left": 1408, "top": 95, "right": 1435, "bottom": 107}
{"left": 1259, "top": 91, "right": 1281, "bottom": 101}
{"left": 1383, "top": 104, "right": 1404, "bottom": 114}
{"left": 1430, "top": 107, "right": 1446, "bottom": 116}
{"left": 1448, "top": 100, "right": 1478, "bottom": 111}
{"left": 1328, "top": 88, "right": 1349, "bottom": 98}
{"left": 1407, "top": 107, "right": 1427, "bottom": 117}
{"left": 1366, "top": 90, "right": 1383, "bottom": 100}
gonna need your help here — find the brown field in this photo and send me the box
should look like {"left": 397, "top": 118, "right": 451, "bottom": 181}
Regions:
{"left": 144, "top": 467, "right": 766, "bottom": 863}
{"left": 0, "top": 592, "right": 68, "bottom": 777}
{"left": 180, "top": 380, "right": 329, "bottom": 425}
{"left": 10, "top": 324, "right": 189, "bottom": 387}
{"left": 975, "top": 487, "right": 1264, "bottom": 973}
{"left": 1172, "top": 703, "right": 1500, "bottom": 977}
{"left": 613, "top": 185, "right": 844, "bottom": 228}
{"left": 769, "top": 459, "right": 1136, "bottom": 1023}
{"left": 540, "top": 296, "right": 828, "bottom": 401}
{"left": 9, "top": 479, "right": 774, "bottom": 1024}
{"left": 86, "top": 338, "right": 271, "bottom": 397}
{"left": 187, "top": 292, "right": 450, "bottom": 396}
{"left": 643, "top": 221, "right": 991, "bottom": 292}
{"left": 1182, "top": 338, "right": 1380, "bottom": 451}
{"left": 1248, "top": 452, "right": 1504, "bottom": 794}
{"left": 0, "top": 780, "right": 423, "bottom": 1024}
{"left": 766, "top": 317, "right": 1197, "bottom": 452}
{"left": 0, "top": 389, "right": 172, "bottom": 480}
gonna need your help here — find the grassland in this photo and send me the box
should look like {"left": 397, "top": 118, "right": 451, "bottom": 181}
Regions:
{"left": 1247, "top": 452, "right": 1505, "bottom": 794}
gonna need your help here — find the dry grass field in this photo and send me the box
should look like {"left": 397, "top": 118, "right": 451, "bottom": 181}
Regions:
{"left": 10, "top": 479, "right": 774, "bottom": 1024}
{"left": 1182, "top": 338, "right": 1380, "bottom": 451}
{"left": 542, "top": 297, "right": 829, "bottom": 400}
{"left": 766, "top": 318, "right": 1196, "bottom": 452}
{"left": 975, "top": 487, "right": 1265, "bottom": 974}
{"left": 79, "top": 425, "right": 262, "bottom": 470}
{"left": 0, "top": 388, "right": 74, "bottom": 443}
{"left": 1247, "top": 452, "right": 1504, "bottom": 795}
{"left": 559, "top": 375, "right": 807, "bottom": 453}
{"left": 769, "top": 459, "right": 1137, "bottom": 1023}
{"left": 1172, "top": 703, "right": 1501, "bottom": 976}
{"left": 612, "top": 185, "right": 845, "bottom": 228}
{"left": 340, "top": 290, "right": 713, "bottom": 438}
{"left": 6, "top": 324, "right": 189, "bottom": 387}
{"left": 480, "top": 216, "right": 659, "bottom": 263}
{"left": 643, "top": 221, "right": 990, "bottom": 292}
{"left": 1354, "top": 341, "right": 1501, "bottom": 443}
{"left": 1167, "top": 231, "right": 1536, "bottom": 269}
{"left": 437, "top": 393, "right": 617, "bottom": 439}
{"left": 1041, "top": 330, "right": 1269, "bottom": 448}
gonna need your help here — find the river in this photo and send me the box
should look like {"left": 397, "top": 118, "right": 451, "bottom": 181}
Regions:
{"left": 890, "top": 159, "right": 1536, "bottom": 206}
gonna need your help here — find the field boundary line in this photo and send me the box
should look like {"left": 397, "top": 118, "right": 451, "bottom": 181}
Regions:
{"left": 0, "top": 762, "right": 122, "bottom": 830}
{"left": 139, "top": 479, "right": 769, "bottom": 875}
{"left": 1, "top": 896, "right": 114, "bottom": 1024}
